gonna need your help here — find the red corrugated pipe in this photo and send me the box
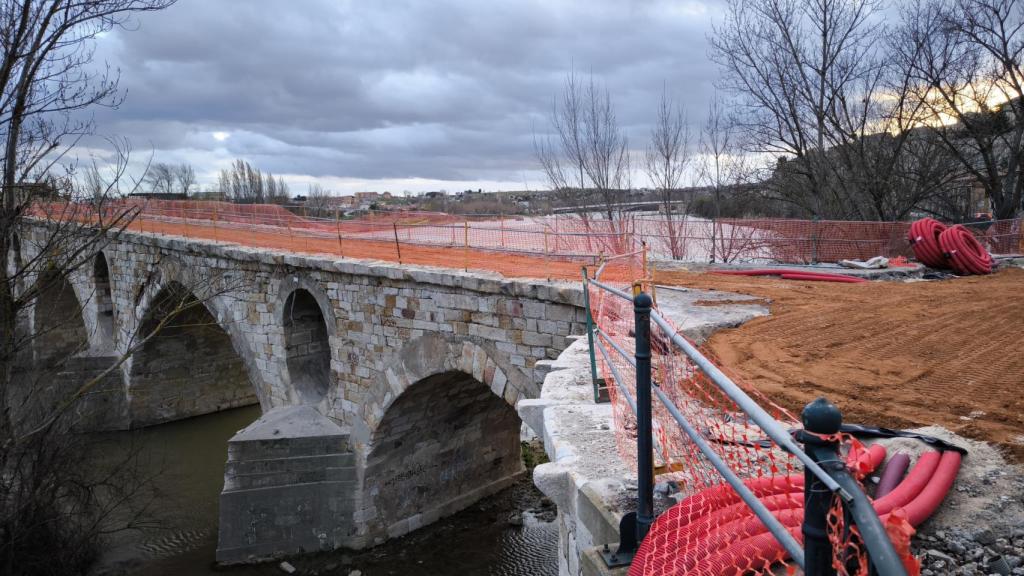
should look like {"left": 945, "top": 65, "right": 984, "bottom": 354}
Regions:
{"left": 629, "top": 449, "right": 960, "bottom": 576}
{"left": 908, "top": 218, "right": 948, "bottom": 268}
{"left": 938, "top": 224, "right": 993, "bottom": 275}
{"left": 712, "top": 269, "right": 867, "bottom": 283}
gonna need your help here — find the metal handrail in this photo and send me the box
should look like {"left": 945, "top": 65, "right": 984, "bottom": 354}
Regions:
{"left": 648, "top": 309, "right": 847, "bottom": 499}
{"left": 587, "top": 267, "right": 907, "bottom": 574}
{"left": 593, "top": 324, "right": 807, "bottom": 567}
{"left": 593, "top": 333, "right": 638, "bottom": 415}
{"left": 588, "top": 276, "right": 847, "bottom": 498}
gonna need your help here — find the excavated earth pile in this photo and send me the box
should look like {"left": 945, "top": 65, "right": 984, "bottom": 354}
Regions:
{"left": 655, "top": 267, "right": 1024, "bottom": 461}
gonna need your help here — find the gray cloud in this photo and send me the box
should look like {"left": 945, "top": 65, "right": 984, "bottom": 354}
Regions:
{"left": 84, "top": 0, "right": 723, "bottom": 193}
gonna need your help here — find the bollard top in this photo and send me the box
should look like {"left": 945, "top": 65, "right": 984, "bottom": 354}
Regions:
{"left": 634, "top": 291, "right": 653, "bottom": 310}
{"left": 802, "top": 396, "right": 842, "bottom": 434}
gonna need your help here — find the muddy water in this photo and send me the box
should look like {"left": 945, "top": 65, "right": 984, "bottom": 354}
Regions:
{"left": 92, "top": 406, "right": 557, "bottom": 576}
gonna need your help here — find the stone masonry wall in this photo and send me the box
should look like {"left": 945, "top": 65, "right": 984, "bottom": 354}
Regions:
{"left": 21, "top": 222, "right": 588, "bottom": 558}
{"left": 360, "top": 370, "right": 523, "bottom": 541}
{"left": 129, "top": 298, "right": 257, "bottom": 427}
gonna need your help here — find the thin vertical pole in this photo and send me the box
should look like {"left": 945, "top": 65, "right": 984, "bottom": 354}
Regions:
{"left": 463, "top": 220, "right": 470, "bottom": 271}
{"left": 544, "top": 228, "right": 551, "bottom": 281}
{"left": 342, "top": 203, "right": 350, "bottom": 253}
{"left": 582, "top": 266, "right": 604, "bottom": 404}
{"left": 393, "top": 222, "right": 402, "bottom": 263}
{"left": 642, "top": 241, "right": 649, "bottom": 282}
{"left": 212, "top": 202, "right": 218, "bottom": 243}
{"left": 633, "top": 289, "right": 654, "bottom": 543}
{"left": 811, "top": 216, "right": 821, "bottom": 264}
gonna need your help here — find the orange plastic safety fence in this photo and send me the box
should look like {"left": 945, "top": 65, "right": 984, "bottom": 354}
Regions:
{"left": 589, "top": 259, "right": 925, "bottom": 575}
{"left": 616, "top": 214, "right": 1022, "bottom": 264}
{"left": 25, "top": 200, "right": 643, "bottom": 282}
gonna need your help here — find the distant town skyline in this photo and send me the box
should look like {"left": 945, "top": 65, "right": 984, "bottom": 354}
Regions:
{"left": 80, "top": 0, "right": 722, "bottom": 194}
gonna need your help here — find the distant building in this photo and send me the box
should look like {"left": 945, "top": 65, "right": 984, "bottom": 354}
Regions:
{"left": 128, "top": 192, "right": 189, "bottom": 201}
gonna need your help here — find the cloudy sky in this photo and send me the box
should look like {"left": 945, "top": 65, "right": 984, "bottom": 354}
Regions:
{"left": 85, "top": 0, "right": 724, "bottom": 195}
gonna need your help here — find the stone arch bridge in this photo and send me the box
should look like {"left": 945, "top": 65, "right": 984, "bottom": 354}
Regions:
{"left": 17, "top": 224, "right": 586, "bottom": 563}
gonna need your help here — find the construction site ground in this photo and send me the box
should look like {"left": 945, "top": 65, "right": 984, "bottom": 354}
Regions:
{"left": 654, "top": 266, "right": 1024, "bottom": 462}
{"left": 125, "top": 217, "right": 637, "bottom": 282}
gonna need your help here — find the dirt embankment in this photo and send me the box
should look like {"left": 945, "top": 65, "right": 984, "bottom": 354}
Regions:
{"left": 655, "top": 268, "right": 1024, "bottom": 460}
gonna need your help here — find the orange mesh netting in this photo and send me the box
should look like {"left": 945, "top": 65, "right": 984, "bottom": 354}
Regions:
{"left": 624, "top": 214, "right": 1022, "bottom": 263}
{"left": 31, "top": 201, "right": 1021, "bottom": 280}
{"left": 588, "top": 262, "right": 920, "bottom": 575}
{"left": 27, "top": 201, "right": 638, "bottom": 282}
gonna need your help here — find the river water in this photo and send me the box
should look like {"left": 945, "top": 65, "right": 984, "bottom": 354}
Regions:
{"left": 91, "top": 406, "right": 558, "bottom": 576}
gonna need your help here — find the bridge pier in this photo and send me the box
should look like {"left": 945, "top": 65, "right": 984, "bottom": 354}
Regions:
{"left": 216, "top": 405, "right": 356, "bottom": 564}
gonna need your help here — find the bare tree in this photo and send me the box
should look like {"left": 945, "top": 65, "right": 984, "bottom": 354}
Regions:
{"left": 535, "top": 69, "right": 631, "bottom": 225}
{"left": 895, "top": 0, "right": 1024, "bottom": 219}
{"left": 1, "top": 1, "right": 174, "bottom": 194}
{"left": 644, "top": 85, "right": 691, "bottom": 258}
{"left": 173, "top": 162, "right": 196, "bottom": 196}
{"left": 306, "top": 182, "right": 331, "bottom": 216}
{"left": 710, "top": 0, "right": 889, "bottom": 218}
{"left": 218, "top": 159, "right": 289, "bottom": 204}
{"left": 143, "top": 162, "right": 174, "bottom": 195}
{"left": 0, "top": 2, "right": 184, "bottom": 572}
{"left": 697, "top": 95, "right": 756, "bottom": 262}
{"left": 265, "top": 172, "right": 289, "bottom": 204}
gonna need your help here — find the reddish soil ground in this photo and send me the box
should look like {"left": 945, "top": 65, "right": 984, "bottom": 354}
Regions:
{"left": 655, "top": 268, "right": 1024, "bottom": 460}
{"left": 126, "top": 217, "right": 638, "bottom": 282}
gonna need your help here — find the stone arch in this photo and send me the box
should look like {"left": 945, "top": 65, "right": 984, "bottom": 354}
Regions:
{"left": 128, "top": 276, "right": 259, "bottom": 427}
{"left": 33, "top": 269, "right": 89, "bottom": 365}
{"left": 357, "top": 334, "right": 527, "bottom": 540}
{"left": 277, "top": 275, "right": 336, "bottom": 405}
{"left": 91, "top": 251, "right": 115, "bottom": 352}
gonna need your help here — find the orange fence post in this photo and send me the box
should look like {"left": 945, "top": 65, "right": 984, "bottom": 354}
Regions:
{"left": 543, "top": 228, "right": 552, "bottom": 280}
{"left": 642, "top": 240, "right": 649, "bottom": 279}
{"left": 213, "top": 202, "right": 219, "bottom": 243}
{"left": 393, "top": 222, "right": 402, "bottom": 263}
{"left": 342, "top": 203, "right": 350, "bottom": 253}
{"left": 463, "top": 220, "right": 470, "bottom": 271}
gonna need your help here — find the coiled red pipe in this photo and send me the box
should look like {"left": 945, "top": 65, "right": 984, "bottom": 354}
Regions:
{"left": 630, "top": 449, "right": 959, "bottom": 576}
{"left": 656, "top": 445, "right": 886, "bottom": 531}
{"left": 908, "top": 218, "right": 948, "bottom": 268}
{"left": 938, "top": 225, "right": 993, "bottom": 275}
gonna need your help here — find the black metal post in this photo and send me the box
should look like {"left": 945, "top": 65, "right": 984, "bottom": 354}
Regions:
{"left": 633, "top": 291, "right": 654, "bottom": 543}
{"left": 798, "top": 397, "right": 842, "bottom": 576}
{"left": 797, "top": 397, "right": 909, "bottom": 576}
